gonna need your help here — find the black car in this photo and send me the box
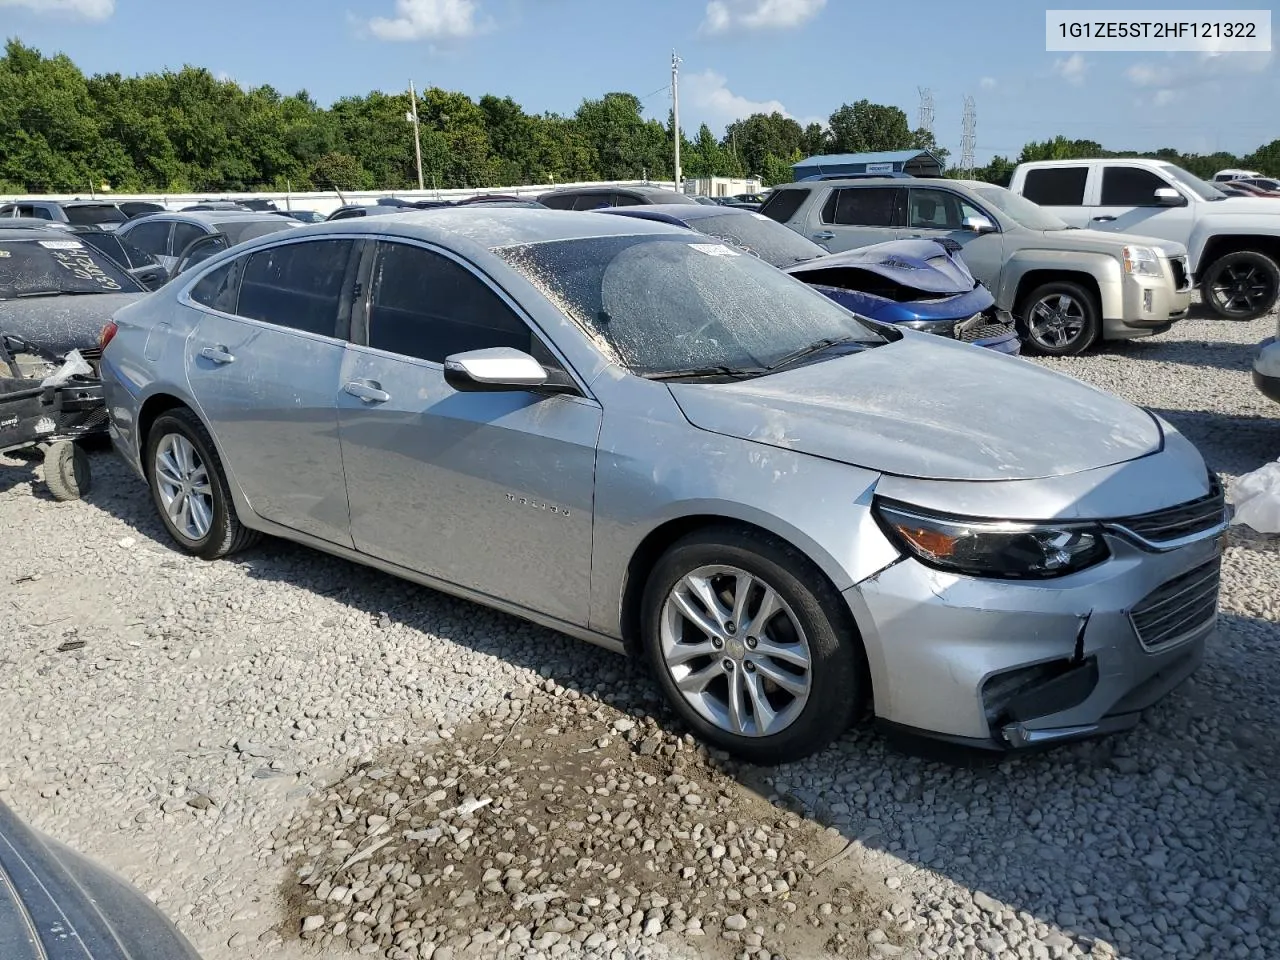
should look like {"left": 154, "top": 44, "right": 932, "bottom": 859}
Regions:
{"left": 0, "top": 227, "right": 147, "bottom": 354}
{"left": 0, "top": 800, "right": 202, "bottom": 959}
{"left": 118, "top": 200, "right": 167, "bottom": 218}
{"left": 537, "top": 184, "right": 699, "bottom": 210}
{"left": 0, "top": 200, "right": 129, "bottom": 230}
{"left": 70, "top": 228, "right": 168, "bottom": 290}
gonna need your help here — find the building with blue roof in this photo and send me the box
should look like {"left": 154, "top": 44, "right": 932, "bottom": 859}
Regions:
{"left": 791, "top": 149, "right": 945, "bottom": 179}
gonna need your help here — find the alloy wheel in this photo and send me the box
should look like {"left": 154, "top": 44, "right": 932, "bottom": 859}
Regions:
{"left": 154, "top": 434, "right": 214, "bottom": 542}
{"left": 659, "top": 564, "right": 812, "bottom": 738}
{"left": 1028, "top": 294, "right": 1086, "bottom": 350}
{"left": 1210, "top": 263, "right": 1275, "bottom": 316}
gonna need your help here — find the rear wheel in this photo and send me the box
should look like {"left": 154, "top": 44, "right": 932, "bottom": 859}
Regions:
{"left": 43, "top": 441, "right": 90, "bottom": 502}
{"left": 1200, "top": 251, "right": 1280, "bottom": 320}
{"left": 1019, "top": 281, "right": 1102, "bottom": 356}
{"left": 641, "top": 526, "right": 864, "bottom": 764}
{"left": 145, "top": 408, "right": 258, "bottom": 559}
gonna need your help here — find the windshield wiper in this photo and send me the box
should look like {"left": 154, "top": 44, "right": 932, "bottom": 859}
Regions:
{"left": 645, "top": 365, "right": 766, "bottom": 381}
{"left": 765, "top": 335, "right": 864, "bottom": 372}
{"left": 13, "top": 289, "right": 101, "bottom": 298}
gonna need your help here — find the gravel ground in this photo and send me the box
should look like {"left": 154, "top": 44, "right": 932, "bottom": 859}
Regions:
{"left": 0, "top": 300, "right": 1276, "bottom": 960}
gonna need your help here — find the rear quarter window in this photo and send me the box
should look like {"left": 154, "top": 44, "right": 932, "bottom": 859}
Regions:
{"left": 1022, "top": 167, "right": 1088, "bottom": 206}
{"left": 758, "top": 188, "right": 810, "bottom": 224}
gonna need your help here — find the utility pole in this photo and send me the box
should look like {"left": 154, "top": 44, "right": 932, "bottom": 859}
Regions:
{"left": 671, "top": 51, "right": 683, "bottom": 194}
{"left": 917, "top": 87, "right": 935, "bottom": 139}
{"left": 408, "top": 80, "right": 425, "bottom": 192}
{"left": 960, "top": 96, "right": 977, "bottom": 178}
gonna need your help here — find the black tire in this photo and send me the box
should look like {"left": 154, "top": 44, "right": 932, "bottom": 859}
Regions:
{"left": 144, "top": 408, "right": 259, "bottom": 560}
{"left": 43, "top": 441, "right": 90, "bottom": 502}
{"left": 1018, "top": 281, "right": 1102, "bottom": 356}
{"left": 640, "top": 525, "right": 865, "bottom": 765}
{"left": 1199, "top": 251, "right": 1280, "bottom": 321}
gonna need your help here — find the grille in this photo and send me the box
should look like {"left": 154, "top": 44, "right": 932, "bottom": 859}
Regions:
{"left": 958, "top": 321, "right": 1015, "bottom": 343}
{"left": 1109, "top": 476, "right": 1226, "bottom": 546}
{"left": 1170, "top": 256, "right": 1191, "bottom": 291}
{"left": 1130, "top": 558, "right": 1220, "bottom": 651}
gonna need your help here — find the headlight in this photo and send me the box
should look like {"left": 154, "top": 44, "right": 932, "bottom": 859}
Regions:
{"left": 898, "top": 317, "right": 957, "bottom": 337}
{"left": 874, "top": 500, "right": 1110, "bottom": 579}
{"left": 1123, "top": 245, "right": 1162, "bottom": 278}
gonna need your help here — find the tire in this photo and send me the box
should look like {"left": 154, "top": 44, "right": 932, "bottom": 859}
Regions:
{"left": 1199, "top": 251, "right": 1280, "bottom": 321}
{"left": 144, "top": 408, "right": 259, "bottom": 560}
{"left": 1018, "top": 281, "right": 1102, "bottom": 356}
{"left": 43, "top": 441, "right": 90, "bottom": 502}
{"left": 640, "top": 526, "right": 865, "bottom": 765}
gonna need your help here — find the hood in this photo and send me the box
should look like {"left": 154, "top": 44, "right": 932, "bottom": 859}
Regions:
{"left": 0, "top": 291, "right": 144, "bottom": 355}
{"left": 668, "top": 335, "right": 1161, "bottom": 481}
{"left": 785, "top": 238, "right": 975, "bottom": 295}
{"left": 1041, "top": 228, "right": 1188, "bottom": 259}
{"left": 1209, "top": 196, "right": 1280, "bottom": 215}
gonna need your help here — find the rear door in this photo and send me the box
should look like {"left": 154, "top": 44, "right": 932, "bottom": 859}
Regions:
{"left": 337, "top": 238, "right": 601, "bottom": 626}
{"left": 1082, "top": 164, "right": 1195, "bottom": 244}
{"left": 807, "top": 186, "right": 906, "bottom": 253}
{"left": 183, "top": 237, "right": 359, "bottom": 546}
{"left": 903, "top": 187, "right": 1006, "bottom": 292}
{"left": 1019, "top": 165, "right": 1092, "bottom": 227}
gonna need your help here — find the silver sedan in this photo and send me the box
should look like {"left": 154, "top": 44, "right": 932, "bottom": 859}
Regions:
{"left": 98, "top": 210, "right": 1225, "bottom": 763}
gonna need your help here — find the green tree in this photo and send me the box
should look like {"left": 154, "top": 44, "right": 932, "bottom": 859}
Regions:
{"left": 721, "top": 113, "right": 804, "bottom": 178}
{"left": 574, "top": 93, "right": 669, "bottom": 180}
{"left": 827, "top": 100, "right": 913, "bottom": 154}
{"left": 306, "top": 152, "right": 370, "bottom": 191}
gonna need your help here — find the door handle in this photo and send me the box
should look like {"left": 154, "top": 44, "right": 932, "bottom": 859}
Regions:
{"left": 812, "top": 231, "right": 835, "bottom": 241}
{"left": 199, "top": 345, "right": 235, "bottom": 364}
{"left": 1091, "top": 216, "right": 1116, "bottom": 222}
{"left": 343, "top": 380, "right": 391, "bottom": 403}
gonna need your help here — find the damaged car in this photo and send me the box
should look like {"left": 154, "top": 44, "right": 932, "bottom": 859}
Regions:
{"left": 599, "top": 205, "right": 1018, "bottom": 353}
{"left": 102, "top": 210, "right": 1224, "bottom": 763}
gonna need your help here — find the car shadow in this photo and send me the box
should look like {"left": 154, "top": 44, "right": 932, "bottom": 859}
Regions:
{"left": 1148, "top": 407, "right": 1280, "bottom": 477}
{"left": 1099, "top": 336, "right": 1263, "bottom": 374}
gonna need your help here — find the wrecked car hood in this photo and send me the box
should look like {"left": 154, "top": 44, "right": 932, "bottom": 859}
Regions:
{"left": 784, "top": 238, "right": 975, "bottom": 294}
{"left": 0, "top": 292, "right": 144, "bottom": 355}
{"left": 668, "top": 336, "right": 1162, "bottom": 481}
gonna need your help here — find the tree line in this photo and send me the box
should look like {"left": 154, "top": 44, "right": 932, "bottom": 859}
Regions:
{"left": 1, "top": 40, "right": 1276, "bottom": 196}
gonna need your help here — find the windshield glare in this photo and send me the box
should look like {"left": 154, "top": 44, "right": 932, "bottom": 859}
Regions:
{"left": 971, "top": 185, "right": 1071, "bottom": 230}
{"left": 688, "top": 212, "right": 827, "bottom": 267}
{"left": 64, "top": 205, "right": 127, "bottom": 226}
{"left": 1160, "top": 164, "right": 1227, "bottom": 200}
{"left": 0, "top": 238, "right": 139, "bottom": 296}
{"left": 496, "top": 234, "right": 884, "bottom": 376}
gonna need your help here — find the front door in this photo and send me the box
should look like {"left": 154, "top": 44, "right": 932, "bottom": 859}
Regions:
{"left": 904, "top": 187, "right": 1006, "bottom": 292}
{"left": 1083, "top": 164, "right": 1195, "bottom": 245}
{"left": 183, "top": 237, "right": 359, "bottom": 546}
{"left": 336, "top": 239, "right": 601, "bottom": 626}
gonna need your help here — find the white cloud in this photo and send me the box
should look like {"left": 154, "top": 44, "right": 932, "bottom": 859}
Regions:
{"left": 1052, "top": 53, "right": 1089, "bottom": 86}
{"left": 1126, "top": 50, "right": 1272, "bottom": 89}
{"left": 682, "top": 69, "right": 793, "bottom": 130}
{"left": 0, "top": 0, "right": 113, "bottom": 19}
{"left": 1153, "top": 89, "right": 1179, "bottom": 106}
{"left": 700, "top": 0, "right": 826, "bottom": 35}
{"left": 366, "top": 0, "right": 485, "bottom": 41}
{"left": 979, "top": 76, "right": 997, "bottom": 90}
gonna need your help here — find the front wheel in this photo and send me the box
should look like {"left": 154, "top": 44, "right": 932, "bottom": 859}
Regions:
{"left": 1200, "top": 251, "right": 1280, "bottom": 320}
{"left": 1018, "top": 281, "right": 1102, "bottom": 356}
{"left": 640, "top": 527, "right": 865, "bottom": 764}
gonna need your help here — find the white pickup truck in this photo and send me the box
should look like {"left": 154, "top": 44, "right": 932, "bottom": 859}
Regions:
{"left": 1010, "top": 159, "right": 1280, "bottom": 320}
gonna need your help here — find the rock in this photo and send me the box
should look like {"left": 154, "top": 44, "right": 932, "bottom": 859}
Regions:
{"left": 302, "top": 915, "right": 325, "bottom": 933}
{"left": 725, "top": 914, "right": 748, "bottom": 931}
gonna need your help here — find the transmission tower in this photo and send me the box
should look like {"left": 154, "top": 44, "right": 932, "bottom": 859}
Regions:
{"left": 916, "top": 87, "right": 935, "bottom": 138}
{"left": 960, "top": 96, "right": 977, "bottom": 177}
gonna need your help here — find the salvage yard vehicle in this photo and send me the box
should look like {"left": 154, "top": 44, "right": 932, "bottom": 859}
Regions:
{"left": 0, "top": 227, "right": 147, "bottom": 355}
{"left": 101, "top": 209, "right": 1225, "bottom": 763}
{"left": 600, "top": 205, "right": 1018, "bottom": 352}
{"left": 1011, "top": 158, "right": 1280, "bottom": 320}
{"left": 0, "top": 199, "right": 129, "bottom": 230}
{"left": 538, "top": 184, "right": 699, "bottom": 210}
{"left": 0, "top": 799, "right": 203, "bottom": 959}
{"left": 1257, "top": 317, "right": 1280, "bottom": 404}
{"left": 761, "top": 176, "right": 1192, "bottom": 355}
{"left": 116, "top": 210, "right": 300, "bottom": 274}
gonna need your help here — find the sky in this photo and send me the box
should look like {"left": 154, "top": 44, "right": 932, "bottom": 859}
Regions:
{"left": 1, "top": 0, "right": 1277, "bottom": 163}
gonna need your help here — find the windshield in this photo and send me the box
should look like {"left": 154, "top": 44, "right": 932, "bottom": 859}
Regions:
{"left": 64, "top": 205, "right": 127, "bottom": 227}
{"left": 1161, "top": 164, "right": 1227, "bottom": 200}
{"left": 971, "top": 185, "right": 1071, "bottom": 230}
{"left": 495, "top": 234, "right": 884, "bottom": 376}
{"left": 0, "top": 238, "right": 140, "bottom": 296}
{"left": 218, "top": 218, "right": 298, "bottom": 245}
{"left": 688, "top": 212, "right": 827, "bottom": 267}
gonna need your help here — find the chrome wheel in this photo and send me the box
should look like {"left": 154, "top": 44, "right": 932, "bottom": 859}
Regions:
{"left": 153, "top": 434, "right": 214, "bottom": 542}
{"left": 1028, "top": 293, "right": 1086, "bottom": 350}
{"left": 659, "top": 564, "right": 812, "bottom": 738}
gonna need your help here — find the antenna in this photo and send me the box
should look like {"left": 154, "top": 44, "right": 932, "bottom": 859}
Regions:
{"left": 671, "top": 51, "right": 683, "bottom": 194}
{"left": 916, "top": 87, "right": 935, "bottom": 138}
{"left": 960, "top": 96, "right": 977, "bottom": 177}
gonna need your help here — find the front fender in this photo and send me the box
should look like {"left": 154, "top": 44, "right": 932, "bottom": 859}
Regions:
{"left": 997, "top": 249, "right": 1124, "bottom": 317}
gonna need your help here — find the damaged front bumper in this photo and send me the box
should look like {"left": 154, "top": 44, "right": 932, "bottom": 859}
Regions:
{"left": 844, "top": 525, "right": 1221, "bottom": 749}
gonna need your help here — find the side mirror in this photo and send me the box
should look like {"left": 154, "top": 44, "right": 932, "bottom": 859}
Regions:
{"left": 443, "top": 347, "right": 577, "bottom": 395}
{"left": 1154, "top": 187, "right": 1185, "bottom": 206}
{"left": 961, "top": 214, "right": 997, "bottom": 235}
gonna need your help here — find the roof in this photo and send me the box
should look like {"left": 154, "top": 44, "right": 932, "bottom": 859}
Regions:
{"left": 595, "top": 203, "right": 757, "bottom": 224}
{"left": 1015, "top": 157, "right": 1176, "bottom": 168}
{"left": 792, "top": 150, "right": 941, "bottom": 170}
{"left": 0, "top": 226, "right": 74, "bottom": 240}
{"left": 303, "top": 207, "right": 689, "bottom": 250}
{"left": 126, "top": 210, "right": 287, "bottom": 226}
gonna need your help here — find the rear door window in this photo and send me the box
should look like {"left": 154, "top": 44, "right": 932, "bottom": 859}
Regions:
{"left": 171, "top": 222, "right": 207, "bottom": 257}
{"left": 758, "top": 188, "right": 810, "bottom": 223}
{"left": 1022, "top": 167, "right": 1088, "bottom": 206}
{"left": 124, "top": 220, "right": 172, "bottom": 258}
{"left": 236, "top": 239, "right": 355, "bottom": 338}
{"left": 822, "top": 187, "right": 905, "bottom": 226}
{"left": 1101, "top": 166, "right": 1171, "bottom": 206}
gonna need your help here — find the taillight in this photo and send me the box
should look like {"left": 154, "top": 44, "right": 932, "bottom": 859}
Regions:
{"left": 99, "top": 320, "right": 118, "bottom": 351}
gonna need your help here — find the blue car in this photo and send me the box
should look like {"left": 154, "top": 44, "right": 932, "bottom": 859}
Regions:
{"left": 595, "top": 204, "right": 1019, "bottom": 354}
